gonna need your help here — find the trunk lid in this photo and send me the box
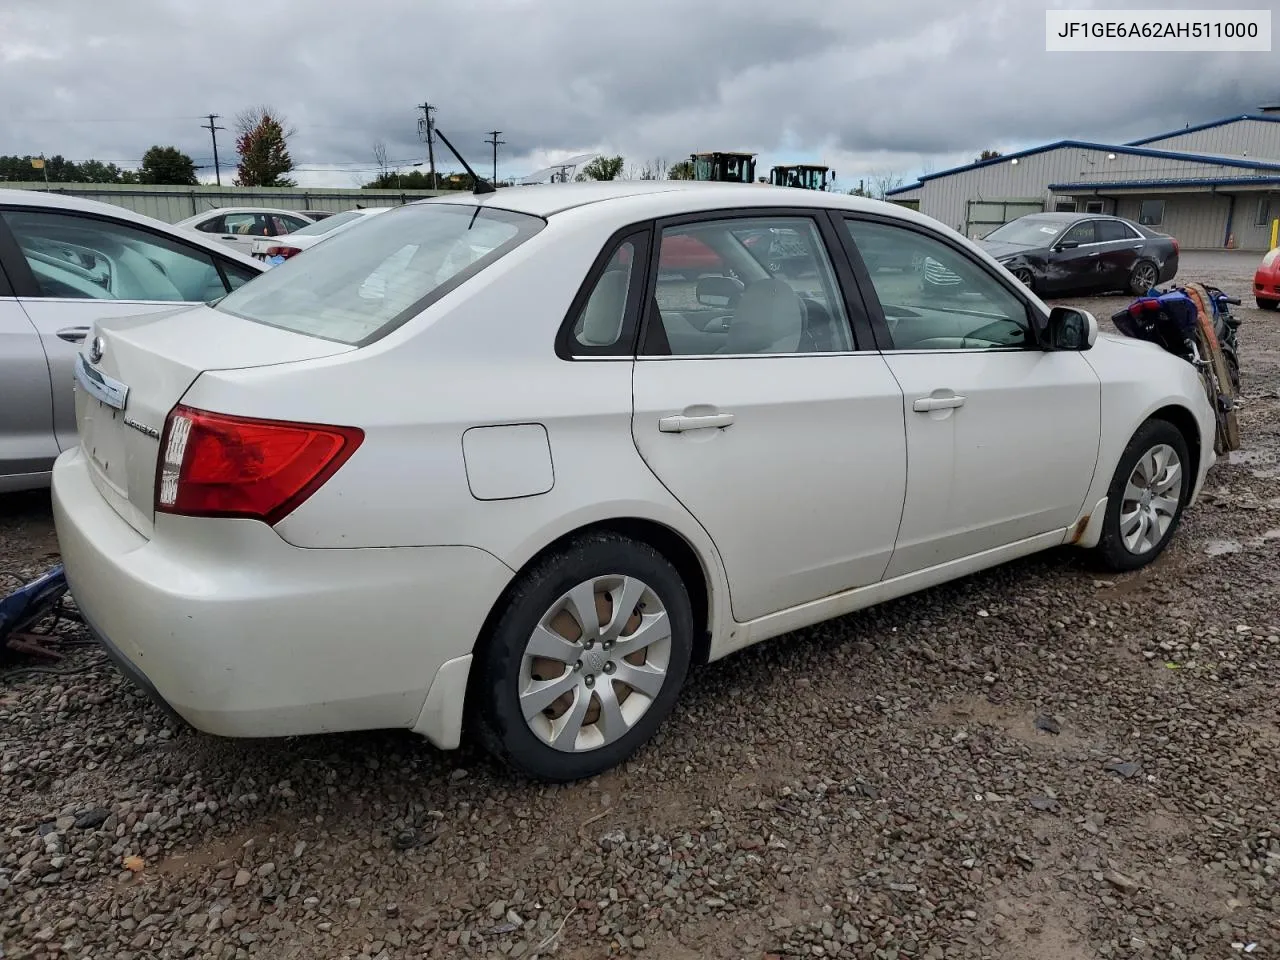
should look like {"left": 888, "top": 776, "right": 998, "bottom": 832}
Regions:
{"left": 74, "top": 303, "right": 353, "bottom": 538}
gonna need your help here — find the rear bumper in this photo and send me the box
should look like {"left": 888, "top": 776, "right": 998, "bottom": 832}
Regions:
{"left": 51, "top": 447, "right": 514, "bottom": 747}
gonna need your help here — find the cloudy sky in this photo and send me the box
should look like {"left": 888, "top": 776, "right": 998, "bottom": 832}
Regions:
{"left": 2, "top": 0, "right": 1276, "bottom": 190}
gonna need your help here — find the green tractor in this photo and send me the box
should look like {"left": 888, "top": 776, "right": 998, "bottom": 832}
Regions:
{"left": 689, "top": 151, "right": 758, "bottom": 184}
{"left": 768, "top": 164, "right": 834, "bottom": 191}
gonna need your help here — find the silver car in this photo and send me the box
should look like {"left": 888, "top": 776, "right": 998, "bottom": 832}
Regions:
{"left": 1, "top": 189, "right": 265, "bottom": 492}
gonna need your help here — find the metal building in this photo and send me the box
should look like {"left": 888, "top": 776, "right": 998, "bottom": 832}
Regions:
{"left": 887, "top": 109, "right": 1280, "bottom": 251}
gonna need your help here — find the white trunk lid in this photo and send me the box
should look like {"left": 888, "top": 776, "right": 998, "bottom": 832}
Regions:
{"left": 73, "top": 304, "right": 353, "bottom": 538}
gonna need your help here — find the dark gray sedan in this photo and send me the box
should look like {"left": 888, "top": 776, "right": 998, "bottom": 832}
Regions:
{"left": 924, "top": 212, "right": 1179, "bottom": 297}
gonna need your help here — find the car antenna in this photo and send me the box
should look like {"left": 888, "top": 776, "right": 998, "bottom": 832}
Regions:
{"left": 432, "top": 128, "right": 496, "bottom": 195}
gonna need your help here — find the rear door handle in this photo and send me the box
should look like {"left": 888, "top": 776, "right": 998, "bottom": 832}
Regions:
{"left": 56, "top": 326, "right": 90, "bottom": 343}
{"left": 659, "top": 412, "right": 735, "bottom": 432}
{"left": 1088, "top": 251, "right": 1101, "bottom": 257}
{"left": 913, "top": 395, "right": 966, "bottom": 412}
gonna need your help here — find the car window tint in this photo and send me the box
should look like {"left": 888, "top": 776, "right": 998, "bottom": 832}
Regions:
{"left": 193, "top": 215, "right": 223, "bottom": 234}
{"left": 571, "top": 240, "right": 636, "bottom": 350}
{"left": 844, "top": 218, "right": 1030, "bottom": 351}
{"left": 645, "top": 217, "right": 853, "bottom": 357}
{"left": 1062, "top": 221, "right": 1097, "bottom": 245}
{"left": 2, "top": 209, "right": 237, "bottom": 302}
{"left": 1097, "top": 219, "right": 1136, "bottom": 242}
{"left": 281, "top": 215, "right": 311, "bottom": 233}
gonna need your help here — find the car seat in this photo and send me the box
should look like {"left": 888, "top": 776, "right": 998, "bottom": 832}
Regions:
{"left": 718, "top": 278, "right": 803, "bottom": 354}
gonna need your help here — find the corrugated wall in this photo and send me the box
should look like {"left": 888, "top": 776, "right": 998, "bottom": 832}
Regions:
{"left": 1132, "top": 119, "right": 1280, "bottom": 160}
{"left": 1110, "top": 194, "right": 1228, "bottom": 248}
{"left": 0, "top": 183, "right": 445, "bottom": 223}
{"left": 904, "top": 146, "right": 1279, "bottom": 243}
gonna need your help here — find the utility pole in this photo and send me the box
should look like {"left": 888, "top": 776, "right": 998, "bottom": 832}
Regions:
{"left": 484, "top": 130, "right": 505, "bottom": 184}
{"left": 201, "top": 114, "right": 225, "bottom": 185}
{"left": 416, "top": 102, "right": 436, "bottom": 189}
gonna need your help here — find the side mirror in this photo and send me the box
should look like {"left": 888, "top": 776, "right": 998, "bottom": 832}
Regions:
{"left": 1055, "top": 240, "right": 1079, "bottom": 250}
{"left": 1045, "top": 306, "right": 1097, "bottom": 350}
{"left": 696, "top": 274, "right": 744, "bottom": 308}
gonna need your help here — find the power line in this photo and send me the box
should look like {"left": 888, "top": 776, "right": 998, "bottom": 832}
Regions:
{"left": 201, "top": 114, "right": 226, "bottom": 185}
{"left": 484, "top": 130, "right": 505, "bottom": 183}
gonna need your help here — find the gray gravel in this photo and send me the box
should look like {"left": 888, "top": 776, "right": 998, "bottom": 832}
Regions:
{"left": 2, "top": 252, "right": 1278, "bottom": 959}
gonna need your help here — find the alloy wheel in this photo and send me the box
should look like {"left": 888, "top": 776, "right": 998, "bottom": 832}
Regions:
{"left": 1133, "top": 261, "right": 1158, "bottom": 291}
{"left": 1119, "top": 443, "right": 1182, "bottom": 555}
{"left": 519, "top": 575, "right": 672, "bottom": 753}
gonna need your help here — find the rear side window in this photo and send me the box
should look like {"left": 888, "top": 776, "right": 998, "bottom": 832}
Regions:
{"left": 214, "top": 203, "right": 545, "bottom": 345}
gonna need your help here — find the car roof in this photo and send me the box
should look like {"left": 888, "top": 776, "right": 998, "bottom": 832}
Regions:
{"left": 0, "top": 188, "right": 266, "bottom": 269}
{"left": 416, "top": 180, "right": 937, "bottom": 223}
{"left": 177, "top": 206, "right": 314, "bottom": 221}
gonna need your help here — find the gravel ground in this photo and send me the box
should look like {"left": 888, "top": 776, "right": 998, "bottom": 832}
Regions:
{"left": 2, "top": 253, "right": 1277, "bottom": 960}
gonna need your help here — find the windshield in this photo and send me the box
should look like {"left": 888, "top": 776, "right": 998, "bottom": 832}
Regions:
{"left": 983, "top": 218, "right": 1066, "bottom": 246}
{"left": 287, "top": 209, "right": 367, "bottom": 237}
{"left": 215, "top": 203, "right": 545, "bottom": 345}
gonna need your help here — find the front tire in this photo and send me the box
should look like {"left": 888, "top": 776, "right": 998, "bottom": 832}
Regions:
{"left": 470, "top": 532, "right": 694, "bottom": 782}
{"left": 1094, "top": 419, "right": 1191, "bottom": 572}
{"left": 1257, "top": 297, "right": 1279, "bottom": 311}
{"left": 1011, "top": 267, "right": 1035, "bottom": 292}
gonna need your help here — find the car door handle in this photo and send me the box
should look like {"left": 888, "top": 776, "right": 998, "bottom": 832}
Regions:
{"left": 913, "top": 395, "right": 966, "bottom": 412}
{"left": 56, "top": 326, "right": 90, "bottom": 343}
{"left": 659, "top": 412, "right": 735, "bottom": 432}
{"left": 1088, "top": 251, "right": 1101, "bottom": 257}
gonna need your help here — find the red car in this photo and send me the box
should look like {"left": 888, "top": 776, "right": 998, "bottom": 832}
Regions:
{"left": 1255, "top": 246, "right": 1280, "bottom": 311}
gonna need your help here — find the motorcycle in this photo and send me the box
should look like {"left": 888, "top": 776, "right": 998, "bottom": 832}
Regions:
{"left": 1111, "top": 281, "right": 1243, "bottom": 454}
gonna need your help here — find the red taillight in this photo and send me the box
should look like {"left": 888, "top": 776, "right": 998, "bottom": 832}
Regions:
{"left": 1128, "top": 298, "right": 1161, "bottom": 317}
{"left": 1171, "top": 238, "right": 1179, "bottom": 254}
{"left": 155, "top": 405, "right": 363, "bottom": 525}
{"left": 265, "top": 245, "right": 302, "bottom": 258}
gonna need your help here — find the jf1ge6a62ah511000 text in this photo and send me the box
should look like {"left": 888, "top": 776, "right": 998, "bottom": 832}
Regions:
{"left": 50, "top": 178, "right": 1216, "bottom": 782}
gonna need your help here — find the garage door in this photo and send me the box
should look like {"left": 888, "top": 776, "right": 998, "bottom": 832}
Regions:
{"left": 965, "top": 199, "right": 1044, "bottom": 238}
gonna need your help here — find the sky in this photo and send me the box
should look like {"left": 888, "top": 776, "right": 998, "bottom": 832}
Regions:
{"left": 1, "top": 0, "right": 1277, "bottom": 191}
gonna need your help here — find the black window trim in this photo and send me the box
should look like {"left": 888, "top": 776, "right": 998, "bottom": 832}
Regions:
{"left": 636, "top": 206, "right": 873, "bottom": 359}
{"left": 834, "top": 211, "right": 1048, "bottom": 352}
{"left": 0, "top": 203, "right": 262, "bottom": 301}
{"left": 554, "top": 222, "right": 654, "bottom": 360}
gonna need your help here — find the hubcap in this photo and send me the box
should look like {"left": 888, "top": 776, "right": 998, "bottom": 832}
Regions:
{"left": 1014, "top": 269, "right": 1033, "bottom": 287}
{"left": 1120, "top": 443, "right": 1182, "bottom": 555}
{"left": 518, "top": 575, "right": 672, "bottom": 753}
{"left": 1135, "top": 263, "right": 1156, "bottom": 288}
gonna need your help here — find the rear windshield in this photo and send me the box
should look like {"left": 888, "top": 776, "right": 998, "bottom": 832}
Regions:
{"left": 214, "top": 202, "right": 545, "bottom": 345}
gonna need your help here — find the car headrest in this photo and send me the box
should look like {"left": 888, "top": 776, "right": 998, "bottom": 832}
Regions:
{"left": 724, "top": 278, "right": 803, "bottom": 354}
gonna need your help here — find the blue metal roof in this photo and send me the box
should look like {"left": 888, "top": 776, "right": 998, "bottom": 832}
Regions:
{"left": 1126, "top": 114, "right": 1280, "bottom": 146}
{"left": 884, "top": 138, "right": 1280, "bottom": 196}
{"left": 1049, "top": 175, "right": 1280, "bottom": 192}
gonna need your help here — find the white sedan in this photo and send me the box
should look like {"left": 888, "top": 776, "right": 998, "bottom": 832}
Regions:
{"left": 51, "top": 181, "right": 1215, "bottom": 782}
{"left": 249, "top": 207, "right": 390, "bottom": 264}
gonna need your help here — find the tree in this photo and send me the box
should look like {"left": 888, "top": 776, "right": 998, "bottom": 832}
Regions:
{"left": 372, "top": 139, "right": 391, "bottom": 178}
{"left": 233, "top": 105, "right": 296, "bottom": 187}
{"left": 868, "top": 172, "right": 905, "bottom": 200}
{"left": 668, "top": 159, "right": 695, "bottom": 180}
{"left": 576, "top": 155, "right": 624, "bottom": 181}
{"left": 139, "top": 145, "right": 198, "bottom": 185}
{"left": 975, "top": 149, "right": 1003, "bottom": 162}
{"left": 624, "top": 157, "right": 669, "bottom": 180}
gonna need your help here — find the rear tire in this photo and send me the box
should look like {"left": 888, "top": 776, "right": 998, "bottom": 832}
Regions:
{"left": 1257, "top": 297, "right": 1279, "bottom": 311}
{"left": 1094, "top": 419, "right": 1191, "bottom": 572}
{"left": 1128, "top": 259, "right": 1160, "bottom": 296}
{"left": 470, "top": 532, "right": 694, "bottom": 782}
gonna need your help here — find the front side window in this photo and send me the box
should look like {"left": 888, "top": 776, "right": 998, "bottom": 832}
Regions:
{"left": 644, "top": 216, "right": 853, "bottom": 357}
{"left": 2, "top": 209, "right": 237, "bottom": 302}
{"left": 214, "top": 203, "right": 544, "bottom": 345}
{"left": 1061, "top": 220, "right": 1097, "bottom": 246}
{"left": 845, "top": 218, "right": 1031, "bottom": 351}
{"left": 1139, "top": 199, "right": 1164, "bottom": 225}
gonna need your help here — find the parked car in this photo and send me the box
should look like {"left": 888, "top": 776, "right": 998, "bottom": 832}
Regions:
{"left": 1253, "top": 245, "right": 1280, "bottom": 310}
{"left": 0, "top": 189, "right": 266, "bottom": 493}
{"left": 174, "top": 207, "right": 316, "bottom": 256}
{"left": 922, "top": 213, "right": 1179, "bottom": 297}
{"left": 52, "top": 182, "right": 1216, "bottom": 783}
{"left": 250, "top": 207, "right": 390, "bottom": 264}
